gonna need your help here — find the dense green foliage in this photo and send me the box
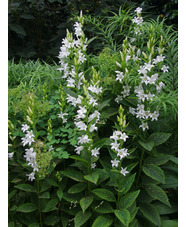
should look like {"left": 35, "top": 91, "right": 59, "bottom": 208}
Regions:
{"left": 8, "top": 8, "right": 177, "bottom": 227}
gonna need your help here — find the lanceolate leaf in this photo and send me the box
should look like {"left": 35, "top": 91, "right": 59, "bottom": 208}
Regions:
{"left": 16, "top": 203, "right": 37, "bottom": 213}
{"left": 68, "top": 183, "right": 87, "bottom": 194}
{"left": 74, "top": 211, "right": 92, "bottom": 227}
{"left": 142, "top": 164, "right": 165, "bottom": 183}
{"left": 114, "top": 209, "right": 130, "bottom": 226}
{"left": 91, "top": 188, "right": 116, "bottom": 202}
{"left": 84, "top": 172, "right": 99, "bottom": 184}
{"left": 148, "top": 132, "right": 171, "bottom": 146}
{"left": 119, "top": 173, "right": 136, "bottom": 196}
{"left": 80, "top": 196, "right": 93, "bottom": 213}
{"left": 14, "top": 184, "right": 36, "bottom": 193}
{"left": 139, "top": 202, "right": 161, "bottom": 226}
{"left": 119, "top": 190, "right": 140, "bottom": 209}
{"left": 92, "top": 215, "right": 113, "bottom": 227}
{"left": 43, "top": 198, "right": 59, "bottom": 212}
{"left": 138, "top": 140, "right": 154, "bottom": 151}
{"left": 145, "top": 184, "right": 171, "bottom": 207}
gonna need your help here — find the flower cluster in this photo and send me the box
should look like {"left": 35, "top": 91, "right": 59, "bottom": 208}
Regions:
{"left": 21, "top": 124, "right": 38, "bottom": 181}
{"left": 132, "top": 7, "right": 143, "bottom": 35}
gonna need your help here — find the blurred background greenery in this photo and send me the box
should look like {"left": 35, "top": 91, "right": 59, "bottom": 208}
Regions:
{"left": 8, "top": 0, "right": 178, "bottom": 63}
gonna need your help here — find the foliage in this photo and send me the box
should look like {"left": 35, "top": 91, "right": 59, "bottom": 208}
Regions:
{"left": 8, "top": 8, "right": 177, "bottom": 227}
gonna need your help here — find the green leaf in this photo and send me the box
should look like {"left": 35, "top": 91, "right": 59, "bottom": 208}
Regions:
{"left": 95, "top": 201, "right": 114, "bottom": 213}
{"left": 129, "top": 219, "right": 138, "bottom": 227}
{"left": 119, "top": 190, "right": 140, "bottom": 209}
{"left": 74, "top": 211, "right": 92, "bottom": 227}
{"left": 148, "top": 132, "right": 171, "bottom": 146}
{"left": 93, "top": 138, "right": 112, "bottom": 149}
{"left": 142, "top": 164, "right": 165, "bottom": 183}
{"left": 80, "top": 196, "right": 93, "bottom": 213}
{"left": 57, "top": 188, "right": 63, "bottom": 201}
{"left": 114, "top": 209, "right": 130, "bottom": 226}
{"left": 28, "top": 223, "right": 40, "bottom": 227}
{"left": 92, "top": 188, "right": 116, "bottom": 202}
{"left": 39, "top": 192, "right": 50, "bottom": 199}
{"left": 145, "top": 184, "right": 171, "bottom": 207}
{"left": 98, "top": 99, "right": 111, "bottom": 110}
{"left": 84, "top": 172, "right": 99, "bottom": 184}
{"left": 161, "top": 220, "right": 178, "bottom": 227}
{"left": 92, "top": 215, "right": 113, "bottom": 227}
{"left": 43, "top": 198, "right": 58, "bottom": 212}
{"left": 8, "top": 222, "right": 15, "bottom": 227}
{"left": 60, "top": 169, "right": 85, "bottom": 182}
{"left": 154, "top": 201, "right": 178, "bottom": 215}
{"left": 8, "top": 190, "right": 17, "bottom": 200}
{"left": 139, "top": 202, "right": 161, "bottom": 226}
{"left": 119, "top": 173, "right": 136, "bottom": 196}
{"left": 14, "top": 184, "right": 36, "bottom": 193}
{"left": 144, "top": 155, "right": 171, "bottom": 166}
{"left": 9, "top": 24, "right": 27, "bottom": 37}
{"left": 138, "top": 140, "right": 154, "bottom": 151}
{"left": 17, "top": 203, "right": 37, "bottom": 213}
{"left": 20, "top": 14, "right": 35, "bottom": 19}
{"left": 46, "top": 179, "right": 58, "bottom": 187}
{"left": 101, "top": 108, "right": 118, "bottom": 119}
{"left": 63, "top": 87, "right": 78, "bottom": 98}
{"left": 44, "top": 215, "right": 60, "bottom": 226}
{"left": 70, "top": 155, "right": 88, "bottom": 164}
{"left": 68, "top": 183, "right": 87, "bottom": 194}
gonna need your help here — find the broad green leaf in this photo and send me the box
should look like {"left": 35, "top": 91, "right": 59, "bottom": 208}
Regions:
{"left": 142, "top": 164, "right": 165, "bottom": 183}
{"left": 144, "top": 155, "right": 171, "bottom": 166}
{"left": 95, "top": 201, "right": 114, "bottom": 213}
{"left": 101, "top": 108, "right": 118, "bottom": 119}
{"left": 17, "top": 203, "right": 37, "bottom": 213}
{"left": 139, "top": 202, "right": 161, "bottom": 226}
{"left": 28, "top": 223, "right": 40, "bottom": 227}
{"left": 114, "top": 209, "right": 130, "bottom": 226}
{"left": 126, "top": 162, "right": 138, "bottom": 172}
{"left": 92, "top": 215, "right": 113, "bottom": 227}
{"left": 43, "top": 198, "right": 58, "bottom": 212}
{"left": 8, "top": 222, "right": 15, "bottom": 227}
{"left": 145, "top": 184, "right": 171, "bottom": 207}
{"left": 8, "top": 190, "right": 17, "bottom": 200}
{"left": 57, "top": 188, "right": 63, "bottom": 201}
{"left": 169, "top": 156, "right": 178, "bottom": 165}
{"left": 46, "top": 179, "right": 58, "bottom": 187}
{"left": 63, "top": 191, "right": 82, "bottom": 203}
{"left": 161, "top": 220, "right": 178, "bottom": 227}
{"left": 84, "top": 172, "right": 99, "bottom": 184}
{"left": 39, "top": 192, "right": 50, "bottom": 199}
{"left": 70, "top": 155, "right": 88, "bottom": 164}
{"left": 80, "top": 196, "right": 93, "bottom": 213}
{"left": 119, "top": 173, "right": 136, "bottom": 196}
{"left": 44, "top": 215, "right": 60, "bottom": 226}
{"left": 14, "top": 184, "right": 36, "bottom": 193}
{"left": 74, "top": 211, "right": 91, "bottom": 227}
{"left": 92, "top": 188, "right": 116, "bottom": 202}
{"left": 138, "top": 140, "right": 154, "bottom": 151}
{"left": 98, "top": 99, "right": 111, "bottom": 110}
{"left": 119, "top": 190, "right": 140, "bottom": 209}
{"left": 9, "top": 24, "right": 27, "bottom": 37}
{"left": 68, "top": 183, "right": 87, "bottom": 194}
{"left": 148, "top": 132, "right": 171, "bottom": 146}
{"left": 129, "top": 219, "right": 138, "bottom": 227}
{"left": 60, "top": 169, "right": 85, "bottom": 182}
{"left": 154, "top": 201, "right": 178, "bottom": 215}
{"left": 94, "top": 168, "right": 109, "bottom": 185}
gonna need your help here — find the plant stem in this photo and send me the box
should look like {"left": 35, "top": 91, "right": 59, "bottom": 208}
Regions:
{"left": 37, "top": 179, "right": 43, "bottom": 227}
{"left": 136, "top": 148, "right": 145, "bottom": 188}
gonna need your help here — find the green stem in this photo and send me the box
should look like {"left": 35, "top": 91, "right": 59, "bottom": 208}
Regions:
{"left": 37, "top": 179, "right": 43, "bottom": 227}
{"left": 136, "top": 148, "right": 145, "bottom": 188}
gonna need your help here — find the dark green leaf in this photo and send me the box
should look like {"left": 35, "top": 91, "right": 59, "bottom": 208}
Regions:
{"left": 101, "top": 108, "right": 118, "bottom": 119}
{"left": 57, "top": 188, "right": 63, "bottom": 201}
{"left": 68, "top": 183, "right": 87, "bottom": 194}
{"left": 63, "top": 88, "right": 78, "bottom": 98}
{"left": 154, "top": 201, "right": 178, "bottom": 215}
{"left": 84, "top": 172, "right": 99, "bottom": 184}
{"left": 119, "top": 173, "right": 136, "bottom": 196}
{"left": 142, "top": 164, "right": 165, "bottom": 183}
{"left": 144, "top": 155, "right": 171, "bottom": 166}
{"left": 95, "top": 201, "right": 114, "bottom": 213}
{"left": 114, "top": 209, "right": 130, "bottom": 226}
{"left": 9, "top": 24, "right": 27, "bottom": 37}
{"left": 39, "top": 192, "right": 50, "bottom": 199}
{"left": 92, "top": 188, "right": 116, "bottom": 202}
{"left": 139, "top": 202, "right": 161, "bottom": 226}
{"left": 17, "top": 203, "right": 37, "bottom": 213}
{"left": 161, "top": 220, "right": 178, "bottom": 227}
{"left": 138, "top": 140, "right": 154, "bottom": 151}
{"left": 46, "top": 179, "right": 58, "bottom": 187}
{"left": 119, "top": 190, "right": 140, "bottom": 209}
{"left": 74, "top": 211, "right": 92, "bottom": 227}
{"left": 92, "top": 215, "right": 113, "bottom": 227}
{"left": 43, "top": 198, "right": 58, "bottom": 212}
{"left": 80, "top": 196, "right": 93, "bottom": 213}
{"left": 44, "top": 215, "right": 60, "bottom": 226}
{"left": 148, "top": 132, "right": 171, "bottom": 146}
{"left": 70, "top": 155, "right": 88, "bottom": 164}
{"left": 93, "top": 138, "right": 112, "bottom": 149}
{"left": 60, "top": 169, "right": 85, "bottom": 182}
{"left": 8, "top": 190, "right": 17, "bottom": 200}
{"left": 20, "top": 14, "right": 35, "bottom": 19}
{"left": 14, "top": 184, "right": 36, "bottom": 193}
{"left": 145, "top": 184, "right": 171, "bottom": 207}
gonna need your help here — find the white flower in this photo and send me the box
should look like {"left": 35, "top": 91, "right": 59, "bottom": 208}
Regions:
{"left": 150, "top": 111, "right": 159, "bottom": 121}
{"left": 62, "top": 37, "right": 72, "bottom": 48}
{"left": 116, "top": 61, "right": 122, "bottom": 68}
{"left": 77, "top": 106, "right": 87, "bottom": 119}
{"left": 49, "top": 145, "right": 54, "bottom": 152}
{"left": 136, "top": 110, "right": 145, "bottom": 119}
{"left": 74, "top": 121, "right": 87, "bottom": 131}
{"left": 75, "top": 146, "right": 84, "bottom": 155}
{"left": 88, "top": 85, "right": 102, "bottom": 95}
{"left": 21, "top": 124, "right": 29, "bottom": 133}
{"left": 58, "top": 112, "right": 68, "bottom": 123}
{"left": 89, "top": 124, "right": 98, "bottom": 132}
{"left": 126, "top": 55, "right": 131, "bottom": 62}
{"left": 148, "top": 73, "right": 158, "bottom": 84}
{"left": 137, "top": 104, "right": 145, "bottom": 111}
{"left": 144, "top": 62, "right": 154, "bottom": 71}
{"left": 134, "top": 7, "right": 142, "bottom": 14}
{"left": 21, "top": 136, "right": 35, "bottom": 146}
{"left": 110, "top": 131, "right": 120, "bottom": 141}
{"left": 89, "top": 96, "right": 98, "bottom": 106}
{"left": 8, "top": 152, "right": 14, "bottom": 159}
{"left": 115, "top": 95, "right": 123, "bottom": 103}
{"left": 67, "top": 77, "right": 75, "bottom": 88}
{"left": 144, "top": 110, "right": 151, "bottom": 119}
{"left": 26, "top": 172, "right": 35, "bottom": 181}
{"left": 91, "top": 148, "right": 100, "bottom": 157}
{"left": 66, "top": 94, "right": 77, "bottom": 106}
{"left": 145, "top": 92, "right": 155, "bottom": 101}
{"left": 120, "top": 132, "right": 129, "bottom": 142}
{"left": 136, "top": 90, "right": 146, "bottom": 102}
{"left": 78, "top": 135, "right": 90, "bottom": 144}
{"left": 78, "top": 50, "right": 86, "bottom": 63}
{"left": 120, "top": 167, "right": 129, "bottom": 176}
{"left": 156, "top": 82, "right": 165, "bottom": 93}
{"left": 140, "top": 75, "right": 150, "bottom": 85}
{"left": 74, "top": 22, "right": 83, "bottom": 37}
{"left": 161, "top": 65, "right": 169, "bottom": 73}
{"left": 117, "top": 148, "right": 129, "bottom": 160}
{"left": 91, "top": 163, "right": 96, "bottom": 169}
{"left": 139, "top": 122, "right": 149, "bottom": 131}
{"left": 111, "top": 158, "right": 120, "bottom": 168}
{"left": 111, "top": 141, "right": 120, "bottom": 151}
{"left": 88, "top": 110, "right": 100, "bottom": 123}
{"left": 156, "top": 54, "right": 166, "bottom": 62}
{"left": 115, "top": 71, "right": 124, "bottom": 83}
{"left": 59, "top": 46, "right": 70, "bottom": 58}
{"left": 121, "top": 86, "right": 131, "bottom": 97}
{"left": 129, "top": 107, "right": 136, "bottom": 115}
{"left": 137, "top": 49, "right": 141, "bottom": 56}
{"left": 138, "top": 66, "right": 147, "bottom": 75}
